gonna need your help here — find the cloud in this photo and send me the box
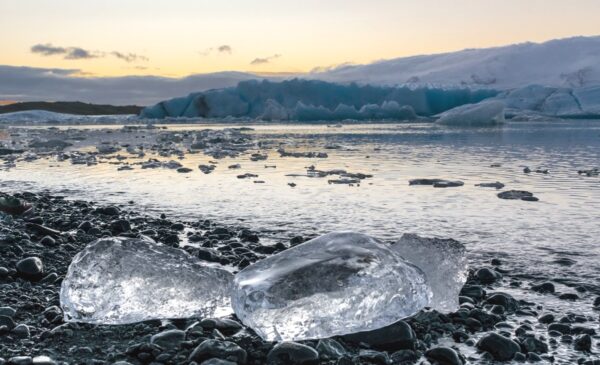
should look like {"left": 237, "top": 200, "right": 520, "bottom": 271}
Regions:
{"left": 64, "top": 47, "right": 98, "bottom": 60}
{"left": 310, "top": 62, "right": 356, "bottom": 74}
{"left": 250, "top": 54, "right": 281, "bottom": 65}
{"left": 30, "top": 44, "right": 67, "bottom": 56}
{"left": 218, "top": 45, "right": 232, "bottom": 53}
{"left": 111, "top": 51, "right": 149, "bottom": 63}
{"left": 0, "top": 65, "right": 270, "bottom": 105}
{"left": 30, "top": 43, "right": 148, "bottom": 62}
{"left": 199, "top": 45, "right": 233, "bottom": 56}
{"left": 31, "top": 44, "right": 99, "bottom": 59}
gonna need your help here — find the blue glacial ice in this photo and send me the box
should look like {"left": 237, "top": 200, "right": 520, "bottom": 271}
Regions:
{"left": 140, "top": 79, "right": 498, "bottom": 121}
{"left": 495, "top": 84, "right": 600, "bottom": 118}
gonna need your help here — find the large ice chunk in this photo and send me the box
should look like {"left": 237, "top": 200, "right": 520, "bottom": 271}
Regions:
{"left": 231, "top": 232, "right": 431, "bottom": 341}
{"left": 391, "top": 234, "right": 468, "bottom": 312}
{"left": 436, "top": 100, "right": 505, "bottom": 126}
{"left": 60, "top": 237, "right": 234, "bottom": 324}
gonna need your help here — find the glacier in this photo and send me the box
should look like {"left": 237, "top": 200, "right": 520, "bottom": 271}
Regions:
{"left": 140, "top": 79, "right": 497, "bottom": 121}
{"left": 314, "top": 36, "right": 600, "bottom": 89}
{"left": 495, "top": 84, "right": 600, "bottom": 118}
{"left": 60, "top": 237, "right": 234, "bottom": 324}
{"left": 140, "top": 79, "right": 600, "bottom": 123}
{"left": 231, "top": 232, "right": 432, "bottom": 342}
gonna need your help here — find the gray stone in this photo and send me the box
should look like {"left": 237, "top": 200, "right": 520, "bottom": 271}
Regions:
{"left": 425, "top": 347, "right": 463, "bottom": 365}
{"left": 12, "top": 324, "right": 30, "bottom": 338}
{"left": 16, "top": 257, "right": 44, "bottom": 281}
{"left": 189, "top": 339, "right": 247, "bottom": 364}
{"left": 0, "top": 307, "right": 16, "bottom": 317}
{"left": 343, "top": 320, "right": 416, "bottom": 351}
{"left": 150, "top": 329, "right": 186, "bottom": 349}
{"left": 7, "top": 357, "right": 33, "bottom": 365}
{"left": 267, "top": 342, "right": 319, "bottom": 365}
{"left": 477, "top": 333, "right": 520, "bottom": 361}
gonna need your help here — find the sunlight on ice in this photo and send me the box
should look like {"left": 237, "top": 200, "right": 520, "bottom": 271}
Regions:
{"left": 391, "top": 234, "right": 468, "bottom": 312}
{"left": 231, "top": 232, "right": 432, "bottom": 341}
{"left": 60, "top": 237, "right": 234, "bottom": 324}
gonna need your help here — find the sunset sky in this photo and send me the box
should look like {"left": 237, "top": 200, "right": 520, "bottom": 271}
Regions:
{"left": 2, "top": 0, "right": 600, "bottom": 77}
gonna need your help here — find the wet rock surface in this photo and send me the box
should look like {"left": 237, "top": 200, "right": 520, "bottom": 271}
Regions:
{"left": 497, "top": 190, "right": 539, "bottom": 201}
{"left": 0, "top": 190, "right": 598, "bottom": 363}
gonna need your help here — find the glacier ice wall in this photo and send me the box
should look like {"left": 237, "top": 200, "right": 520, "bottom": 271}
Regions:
{"left": 140, "top": 79, "right": 498, "bottom": 121}
{"left": 496, "top": 85, "right": 600, "bottom": 118}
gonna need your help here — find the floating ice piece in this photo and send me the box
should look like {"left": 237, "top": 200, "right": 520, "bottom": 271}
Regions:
{"left": 391, "top": 234, "right": 468, "bottom": 312}
{"left": 231, "top": 232, "right": 431, "bottom": 341}
{"left": 437, "top": 101, "right": 505, "bottom": 126}
{"left": 60, "top": 237, "right": 234, "bottom": 324}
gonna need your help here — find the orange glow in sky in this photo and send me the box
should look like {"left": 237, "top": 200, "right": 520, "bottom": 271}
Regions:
{"left": 1, "top": 0, "right": 599, "bottom": 77}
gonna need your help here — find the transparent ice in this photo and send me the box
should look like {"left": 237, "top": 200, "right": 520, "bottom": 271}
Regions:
{"left": 60, "top": 237, "right": 234, "bottom": 324}
{"left": 231, "top": 232, "right": 432, "bottom": 341}
{"left": 391, "top": 234, "right": 468, "bottom": 312}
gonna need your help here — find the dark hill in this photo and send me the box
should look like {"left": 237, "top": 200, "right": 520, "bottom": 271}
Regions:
{"left": 0, "top": 101, "right": 142, "bottom": 115}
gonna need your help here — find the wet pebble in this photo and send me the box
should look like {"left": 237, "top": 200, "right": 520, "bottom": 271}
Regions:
{"left": 16, "top": 257, "right": 44, "bottom": 281}
{"left": 476, "top": 333, "right": 521, "bottom": 361}
{"left": 267, "top": 342, "right": 319, "bottom": 365}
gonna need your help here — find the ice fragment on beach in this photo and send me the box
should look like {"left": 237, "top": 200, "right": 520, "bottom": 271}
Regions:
{"left": 391, "top": 234, "right": 468, "bottom": 312}
{"left": 231, "top": 232, "right": 431, "bottom": 341}
{"left": 60, "top": 237, "right": 234, "bottom": 324}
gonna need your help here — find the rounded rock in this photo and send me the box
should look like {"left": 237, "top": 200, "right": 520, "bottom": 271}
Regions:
{"left": 477, "top": 333, "right": 520, "bottom": 361}
{"left": 40, "top": 236, "right": 56, "bottom": 246}
{"left": 574, "top": 334, "right": 592, "bottom": 352}
{"left": 7, "top": 357, "right": 33, "bottom": 365}
{"left": 267, "top": 342, "right": 319, "bottom": 365}
{"left": 425, "top": 347, "right": 463, "bottom": 365}
{"left": 188, "top": 339, "right": 247, "bottom": 364}
{"left": 150, "top": 329, "right": 186, "bottom": 349}
{"left": 475, "top": 268, "right": 502, "bottom": 284}
{"left": 12, "top": 324, "right": 30, "bottom": 338}
{"left": 16, "top": 257, "right": 44, "bottom": 281}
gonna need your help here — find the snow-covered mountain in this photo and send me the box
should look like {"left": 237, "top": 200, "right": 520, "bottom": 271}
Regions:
{"left": 313, "top": 36, "right": 600, "bottom": 89}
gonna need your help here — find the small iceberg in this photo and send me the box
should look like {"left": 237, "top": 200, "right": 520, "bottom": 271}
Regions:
{"left": 436, "top": 100, "right": 505, "bottom": 126}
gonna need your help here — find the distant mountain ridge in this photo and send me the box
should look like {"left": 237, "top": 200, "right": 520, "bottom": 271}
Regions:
{"left": 313, "top": 36, "right": 600, "bottom": 89}
{"left": 0, "top": 101, "right": 141, "bottom": 115}
{"left": 1, "top": 36, "right": 599, "bottom": 106}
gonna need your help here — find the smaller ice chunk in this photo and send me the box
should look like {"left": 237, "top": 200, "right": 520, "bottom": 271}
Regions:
{"left": 232, "top": 232, "right": 431, "bottom": 342}
{"left": 391, "top": 234, "right": 468, "bottom": 312}
{"left": 437, "top": 101, "right": 505, "bottom": 126}
{"left": 60, "top": 237, "right": 234, "bottom": 324}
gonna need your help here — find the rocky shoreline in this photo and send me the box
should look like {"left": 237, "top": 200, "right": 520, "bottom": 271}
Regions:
{"left": 0, "top": 191, "right": 599, "bottom": 365}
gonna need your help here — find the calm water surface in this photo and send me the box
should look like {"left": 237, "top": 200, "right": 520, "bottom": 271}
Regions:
{"left": 2, "top": 121, "right": 600, "bottom": 306}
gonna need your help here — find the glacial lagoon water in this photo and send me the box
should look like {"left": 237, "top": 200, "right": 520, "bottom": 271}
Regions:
{"left": 2, "top": 121, "right": 600, "bottom": 325}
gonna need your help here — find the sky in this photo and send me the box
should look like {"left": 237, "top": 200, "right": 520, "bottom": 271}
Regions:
{"left": 1, "top": 0, "right": 600, "bottom": 78}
